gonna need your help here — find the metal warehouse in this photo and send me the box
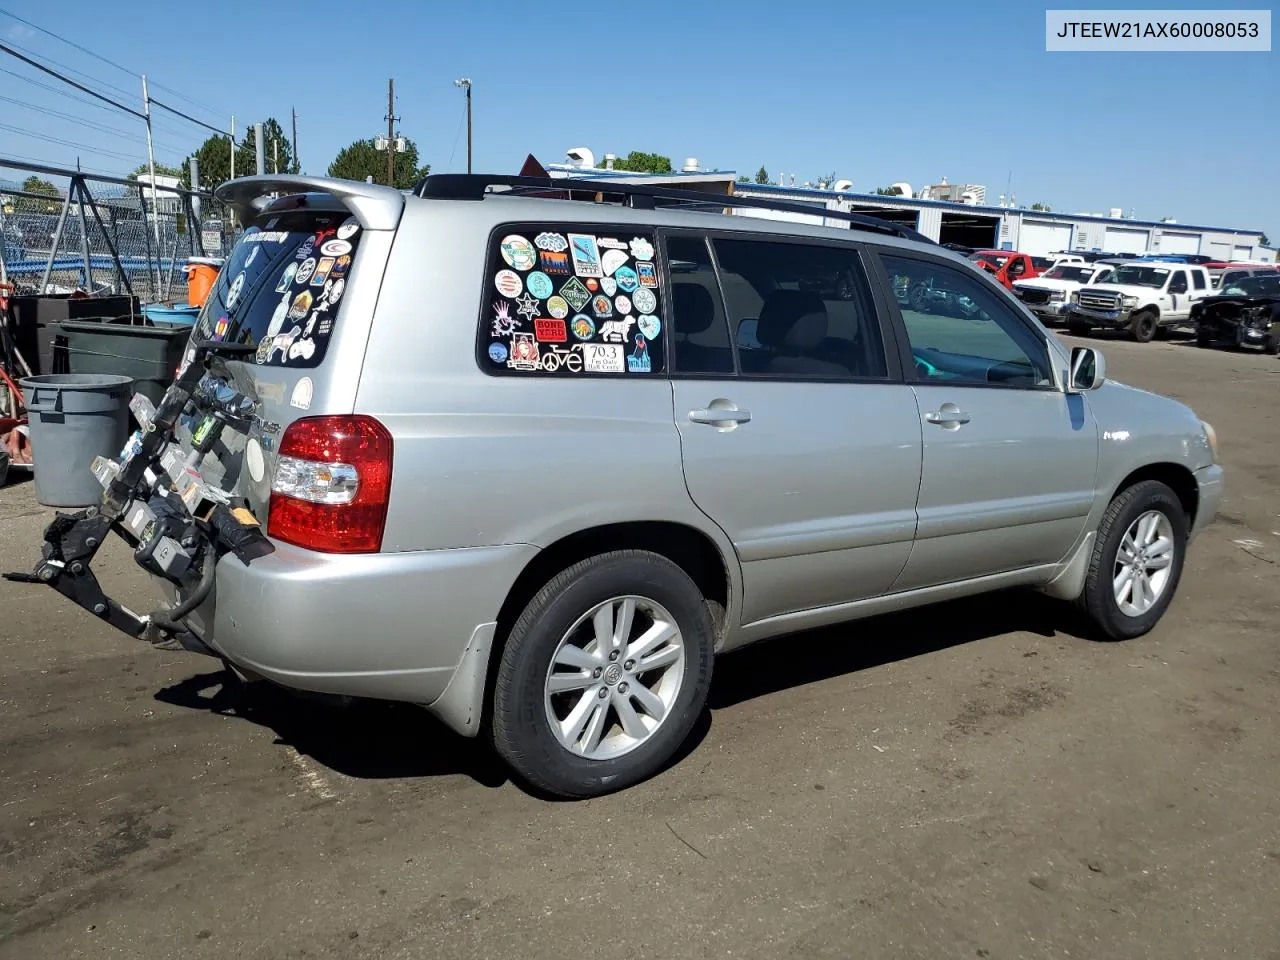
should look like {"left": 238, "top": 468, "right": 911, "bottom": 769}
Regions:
{"left": 545, "top": 158, "right": 1272, "bottom": 262}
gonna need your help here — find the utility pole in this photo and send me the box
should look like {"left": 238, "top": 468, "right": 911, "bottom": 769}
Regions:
{"left": 140, "top": 74, "right": 162, "bottom": 295}
{"left": 291, "top": 107, "right": 299, "bottom": 173}
{"left": 454, "top": 78, "right": 472, "bottom": 174}
{"left": 254, "top": 122, "right": 265, "bottom": 176}
{"left": 230, "top": 114, "right": 236, "bottom": 181}
{"left": 273, "top": 137, "right": 279, "bottom": 174}
{"left": 384, "top": 78, "right": 398, "bottom": 187}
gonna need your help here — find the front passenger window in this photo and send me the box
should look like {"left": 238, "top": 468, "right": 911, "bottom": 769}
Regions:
{"left": 880, "top": 253, "right": 1052, "bottom": 389}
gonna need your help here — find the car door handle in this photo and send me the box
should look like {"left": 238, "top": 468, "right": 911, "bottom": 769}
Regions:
{"left": 925, "top": 407, "right": 971, "bottom": 427}
{"left": 689, "top": 407, "right": 751, "bottom": 426}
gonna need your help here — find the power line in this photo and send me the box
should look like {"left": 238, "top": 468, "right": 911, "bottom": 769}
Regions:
{"left": 0, "top": 35, "right": 137, "bottom": 102}
{"left": 0, "top": 65, "right": 129, "bottom": 119}
{"left": 0, "top": 94, "right": 145, "bottom": 142}
{"left": 0, "top": 41, "right": 144, "bottom": 119}
{"left": 0, "top": 122, "right": 143, "bottom": 162}
{"left": 150, "top": 98, "right": 227, "bottom": 137}
{"left": 0, "top": 6, "right": 134, "bottom": 76}
{"left": 0, "top": 6, "right": 227, "bottom": 120}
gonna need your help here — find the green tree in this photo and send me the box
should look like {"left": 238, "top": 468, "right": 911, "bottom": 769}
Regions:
{"left": 236, "top": 118, "right": 299, "bottom": 177}
{"left": 755, "top": 165, "right": 770, "bottom": 185}
{"left": 1261, "top": 233, "right": 1270, "bottom": 246}
{"left": 327, "top": 137, "right": 430, "bottom": 189}
{"left": 1030, "top": 201, "right": 1051, "bottom": 212}
{"left": 611, "top": 151, "right": 673, "bottom": 174}
{"left": 181, "top": 133, "right": 237, "bottom": 191}
{"left": 736, "top": 175, "right": 750, "bottom": 183}
{"left": 127, "top": 162, "right": 184, "bottom": 180}
{"left": 12, "top": 175, "right": 61, "bottom": 213}
{"left": 874, "top": 185, "right": 898, "bottom": 195}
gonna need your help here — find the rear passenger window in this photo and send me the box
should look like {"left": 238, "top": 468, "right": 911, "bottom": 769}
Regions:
{"left": 665, "top": 236, "right": 734, "bottom": 375}
{"left": 1192, "top": 271, "right": 1206, "bottom": 290}
{"left": 711, "top": 238, "right": 888, "bottom": 380}
{"left": 479, "top": 224, "right": 665, "bottom": 377}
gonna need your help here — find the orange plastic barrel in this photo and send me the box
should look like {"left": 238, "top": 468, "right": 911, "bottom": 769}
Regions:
{"left": 184, "top": 257, "right": 224, "bottom": 308}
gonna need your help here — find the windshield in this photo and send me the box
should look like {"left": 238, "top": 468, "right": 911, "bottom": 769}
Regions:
{"left": 1042, "top": 266, "right": 1094, "bottom": 282}
{"left": 969, "top": 252, "right": 1008, "bottom": 267}
{"left": 1221, "top": 275, "right": 1280, "bottom": 297}
{"left": 1107, "top": 265, "right": 1169, "bottom": 288}
{"left": 192, "top": 209, "right": 364, "bottom": 368}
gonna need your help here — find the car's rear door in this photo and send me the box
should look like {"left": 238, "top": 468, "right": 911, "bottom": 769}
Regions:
{"left": 870, "top": 247, "right": 1099, "bottom": 590}
{"left": 665, "top": 230, "right": 923, "bottom": 628}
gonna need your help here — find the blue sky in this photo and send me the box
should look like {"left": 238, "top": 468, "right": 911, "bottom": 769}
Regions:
{"left": 1, "top": 0, "right": 1276, "bottom": 236}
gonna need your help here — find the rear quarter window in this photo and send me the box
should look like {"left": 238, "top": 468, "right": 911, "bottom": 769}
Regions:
{"left": 478, "top": 224, "right": 666, "bottom": 377}
{"left": 193, "top": 209, "right": 364, "bottom": 368}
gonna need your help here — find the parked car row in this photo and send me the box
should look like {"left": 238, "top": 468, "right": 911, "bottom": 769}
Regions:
{"left": 976, "top": 247, "right": 1279, "bottom": 352}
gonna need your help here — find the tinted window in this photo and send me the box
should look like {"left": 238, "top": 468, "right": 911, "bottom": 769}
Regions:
{"left": 1192, "top": 270, "right": 1206, "bottom": 290}
{"left": 881, "top": 253, "right": 1052, "bottom": 389}
{"left": 479, "top": 225, "right": 664, "bottom": 377}
{"left": 192, "top": 209, "right": 364, "bottom": 368}
{"left": 712, "top": 238, "right": 887, "bottom": 380}
{"left": 1168, "top": 270, "right": 1188, "bottom": 293}
{"left": 666, "top": 236, "right": 734, "bottom": 375}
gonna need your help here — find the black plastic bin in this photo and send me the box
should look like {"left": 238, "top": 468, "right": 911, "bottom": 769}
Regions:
{"left": 5, "top": 295, "right": 140, "bottom": 376}
{"left": 53, "top": 321, "right": 190, "bottom": 406}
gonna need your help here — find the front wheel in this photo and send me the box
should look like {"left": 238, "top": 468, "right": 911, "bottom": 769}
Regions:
{"left": 491, "top": 550, "right": 715, "bottom": 798}
{"left": 1076, "top": 480, "right": 1187, "bottom": 640}
{"left": 1195, "top": 329, "right": 1214, "bottom": 348}
{"left": 1264, "top": 334, "right": 1280, "bottom": 356}
{"left": 1130, "top": 309, "right": 1158, "bottom": 343}
{"left": 1067, "top": 320, "right": 1091, "bottom": 337}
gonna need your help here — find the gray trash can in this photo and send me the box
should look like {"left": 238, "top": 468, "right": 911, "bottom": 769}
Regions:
{"left": 20, "top": 373, "right": 134, "bottom": 507}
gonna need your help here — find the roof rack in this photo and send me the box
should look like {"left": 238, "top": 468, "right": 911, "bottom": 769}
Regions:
{"left": 414, "top": 174, "right": 934, "bottom": 244}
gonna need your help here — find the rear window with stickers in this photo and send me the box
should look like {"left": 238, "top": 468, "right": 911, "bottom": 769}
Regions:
{"left": 479, "top": 225, "right": 665, "bottom": 377}
{"left": 192, "top": 209, "right": 362, "bottom": 368}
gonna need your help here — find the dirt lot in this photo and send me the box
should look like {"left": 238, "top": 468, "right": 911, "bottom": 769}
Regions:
{"left": 1, "top": 333, "right": 1278, "bottom": 960}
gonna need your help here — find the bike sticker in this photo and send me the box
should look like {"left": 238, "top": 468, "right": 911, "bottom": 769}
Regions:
{"left": 636, "top": 262, "right": 658, "bottom": 288}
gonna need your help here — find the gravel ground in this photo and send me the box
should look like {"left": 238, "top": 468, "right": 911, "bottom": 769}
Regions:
{"left": 1, "top": 332, "right": 1277, "bottom": 960}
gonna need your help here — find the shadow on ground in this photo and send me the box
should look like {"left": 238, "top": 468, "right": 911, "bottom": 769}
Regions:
{"left": 154, "top": 589, "right": 1089, "bottom": 790}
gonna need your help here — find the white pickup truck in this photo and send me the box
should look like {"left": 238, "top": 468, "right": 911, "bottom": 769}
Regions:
{"left": 1012, "top": 263, "right": 1115, "bottom": 325}
{"left": 1066, "top": 263, "right": 1213, "bottom": 342}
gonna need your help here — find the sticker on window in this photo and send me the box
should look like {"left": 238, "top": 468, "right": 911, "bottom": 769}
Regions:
{"left": 191, "top": 213, "right": 363, "bottom": 369}
{"left": 480, "top": 224, "right": 664, "bottom": 377}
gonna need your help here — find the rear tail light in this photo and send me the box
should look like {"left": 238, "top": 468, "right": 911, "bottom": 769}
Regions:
{"left": 268, "top": 415, "right": 393, "bottom": 553}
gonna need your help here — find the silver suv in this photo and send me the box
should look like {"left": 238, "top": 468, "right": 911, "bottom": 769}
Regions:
{"left": 12, "top": 174, "right": 1224, "bottom": 798}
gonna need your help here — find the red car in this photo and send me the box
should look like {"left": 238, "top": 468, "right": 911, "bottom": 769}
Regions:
{"left": 967, "top": 250, "right": 1054, "bottom": 290}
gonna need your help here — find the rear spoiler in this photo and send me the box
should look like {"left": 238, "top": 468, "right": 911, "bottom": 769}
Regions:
{"left": 214, "top": 175, "right": 405, "bottom": 231}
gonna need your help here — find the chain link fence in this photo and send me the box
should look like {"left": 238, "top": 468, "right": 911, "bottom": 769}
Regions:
{"left": 1, "top": 161, "right": 237, "bottom": 304}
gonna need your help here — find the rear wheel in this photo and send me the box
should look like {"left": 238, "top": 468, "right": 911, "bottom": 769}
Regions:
{"left": 1264, "top": 334, "right": 1280, "bottom": 356}
{"left": 1077, "top": 480, "right": 1187, "bottom": 641}
{"left": 1067, "top": 320, "right": 1091, "bottom": 337}
{"left": 491, "top": 550, "right": 714, "bottom": 798}
{"left": 1196, "top": 328, "right": 1214, "bottom": 348}
{"left": 1130, "top": 309, "right": 1158, "bottom": 343}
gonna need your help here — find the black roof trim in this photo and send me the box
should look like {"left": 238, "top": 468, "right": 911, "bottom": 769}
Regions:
{"left": 413, "top": 174, "right": 934, "bottom": 244}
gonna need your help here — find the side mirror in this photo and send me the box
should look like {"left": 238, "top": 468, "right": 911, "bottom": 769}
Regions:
{"left": 1068, "top": 346, "right": 1105, "bottom": 392}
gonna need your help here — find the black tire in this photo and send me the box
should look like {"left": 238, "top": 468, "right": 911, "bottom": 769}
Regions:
{"left": 1195, "top": 329, "right": 1214, "bottom": 348}
{"left": 491, "top": 550, "right": 714, "bottom": 798}
{"left": 1264, "top": 334, "right": 1280, "bottom": 356}
{"left": 1067, "top": 320, "right": 1091, "bottom": 337}
{"left": 1130, "top": 309, "right": 1158, "bottom": 343}
{"left": 1076, "top": 480, "right": 1188, "bottom": 641}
